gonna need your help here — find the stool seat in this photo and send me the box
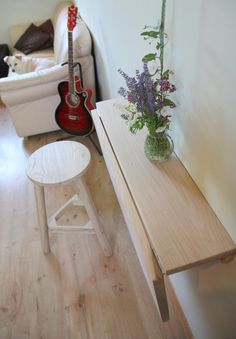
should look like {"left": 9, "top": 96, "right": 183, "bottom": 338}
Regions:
{"left": 26, "top": 140, "right": 112, "bottom": 257}
{"left": 26, "top": 141, "right": 90, "bottom": 186}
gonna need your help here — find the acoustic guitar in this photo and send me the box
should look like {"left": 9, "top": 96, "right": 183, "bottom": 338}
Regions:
{"left": 55, "top": 5, "right": 94, "bottom": 136}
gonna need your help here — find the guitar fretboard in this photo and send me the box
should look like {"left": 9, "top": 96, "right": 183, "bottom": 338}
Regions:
{"left": 68, "top": 31, "right": 75, "bottom": 97}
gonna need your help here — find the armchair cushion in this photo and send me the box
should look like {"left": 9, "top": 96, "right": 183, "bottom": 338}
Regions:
{"left": 39, "top": 19, "right": 54, "bottom": 40}
{"left": 38, "top": 19, "right": 54, "bottom": 49}
{"left": 14, "top": 23, "right": 50, "bottom": 54}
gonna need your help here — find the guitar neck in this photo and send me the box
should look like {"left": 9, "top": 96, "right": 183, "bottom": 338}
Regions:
{"left": 68, "top": 31, "right": 75, "bottom": 96}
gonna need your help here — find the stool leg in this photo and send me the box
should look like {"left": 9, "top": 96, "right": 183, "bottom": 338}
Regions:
{"left": 75, "top": 177, "right": 112, "bottom": 257}
{"left": 34, "top": 185, "right": 50, "bottom": 254}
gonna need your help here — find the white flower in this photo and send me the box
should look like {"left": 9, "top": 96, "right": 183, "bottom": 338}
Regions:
{"left": 127, "top": 111, "right": 141, "bottom": 128}
{"left": 147, "top": 60, "right": 158, "bottom": 75}
{"left": 156, "top": 126, "right": 167, "bottom": 133}
{"left": 160, "top": 108, "right": 168, "bottom": 117}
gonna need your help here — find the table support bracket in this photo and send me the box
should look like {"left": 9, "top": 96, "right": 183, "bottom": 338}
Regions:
{"left": 220, "top": 253, "right": 235, "bottom": 264}
{"left": 151, "top": 249, "right": 169, "bottom": 322}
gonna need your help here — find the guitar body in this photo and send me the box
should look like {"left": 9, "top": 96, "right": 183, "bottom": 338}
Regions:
{"left": 55, "top": 79, "right": 94, "bottom": 136}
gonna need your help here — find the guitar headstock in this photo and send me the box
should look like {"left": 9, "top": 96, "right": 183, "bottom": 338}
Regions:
{"left": 67, "top": 5, "right": 78, "bottom": 31}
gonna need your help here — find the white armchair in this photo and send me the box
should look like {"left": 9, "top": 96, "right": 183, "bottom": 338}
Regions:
{"left": 0, "top": 1, "right": 96, "bottom": 137}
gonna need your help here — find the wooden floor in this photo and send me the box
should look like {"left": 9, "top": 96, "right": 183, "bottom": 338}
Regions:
{"left": 0, "top": 106, "right": 186, "bottom": 339}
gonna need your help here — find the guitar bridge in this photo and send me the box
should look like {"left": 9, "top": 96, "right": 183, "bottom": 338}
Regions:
{"left": 67, "top": 114, "right": 80, "bottom": 121}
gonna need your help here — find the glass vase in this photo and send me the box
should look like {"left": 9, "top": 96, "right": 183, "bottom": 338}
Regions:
{"left": 144, "top": 131, "right": 174, "bottom": 163}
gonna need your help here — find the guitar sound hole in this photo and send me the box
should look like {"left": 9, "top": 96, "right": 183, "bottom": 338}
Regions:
{"left": 68, "top": 94, "right": 80, "bottom": 107}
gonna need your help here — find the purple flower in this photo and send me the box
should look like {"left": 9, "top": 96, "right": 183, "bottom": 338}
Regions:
{"left": 159, "top": 78, "right": 170, "bottom": 92}
{"left": 118, "top": 63, "right": 160, "bottom": 114}
{"left": 118, "top": 63, "right": 176, "bottom": 131}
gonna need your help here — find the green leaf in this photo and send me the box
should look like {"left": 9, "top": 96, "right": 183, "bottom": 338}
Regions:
{"left": 142, "top": 53, "right": 157, "bottom": 62}
{"left": 162, "top": 69, "right": 169, "bottom": 77}
{"left": 155, "top": 42, "right": 162, "bottom": 50}
{"left": 140, "top": 30, "right": 160, "bottom": 38}
{"left": 163, "top": 98, "right": 174, "bottom": 107}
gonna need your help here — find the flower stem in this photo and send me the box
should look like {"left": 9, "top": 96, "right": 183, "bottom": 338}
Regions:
{"left": 160, "top": 0, "right": 166, "bottom": 77}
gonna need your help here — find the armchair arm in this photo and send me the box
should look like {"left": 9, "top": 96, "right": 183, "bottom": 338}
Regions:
{"left": 0, "top": 64, "right": 68, "bottom": 92}
{"left": 0, "top": 64, "right": 68, "bottom": 107}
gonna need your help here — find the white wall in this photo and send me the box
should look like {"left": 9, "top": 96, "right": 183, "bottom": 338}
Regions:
{"left": 167, "top": 2, "right": 236, "bottom": 337}
{"left": 0, "top": 0, "right": 61, "bottom": 48}
{"left": 76, "top": 0, "right": 236, "bottom": 338}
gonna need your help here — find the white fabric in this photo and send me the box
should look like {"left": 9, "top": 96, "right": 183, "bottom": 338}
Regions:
{"left": 7, "top": 96, "right": 61, "bottom": 137}
{"left": 0, "top": 1, "right": 96, "bottom": 137}
{"left": 52, "top": 2, "right": 92, "bottom": 63}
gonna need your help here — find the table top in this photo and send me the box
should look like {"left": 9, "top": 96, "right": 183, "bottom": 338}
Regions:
{"left": 96, "top": 99, "right": 236, "bottom": 274}
{"left": 26, "top": 141, "right": 90, "bottom": 186}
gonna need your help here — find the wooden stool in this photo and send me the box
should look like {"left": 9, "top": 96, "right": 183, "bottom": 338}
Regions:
{"left": 26, "top": 140, "right": 112, "bottom": 257}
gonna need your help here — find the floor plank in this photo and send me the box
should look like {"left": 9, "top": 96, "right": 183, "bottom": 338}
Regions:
{"left": 0, "top": 105, "right": 181, "bottom": 339}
